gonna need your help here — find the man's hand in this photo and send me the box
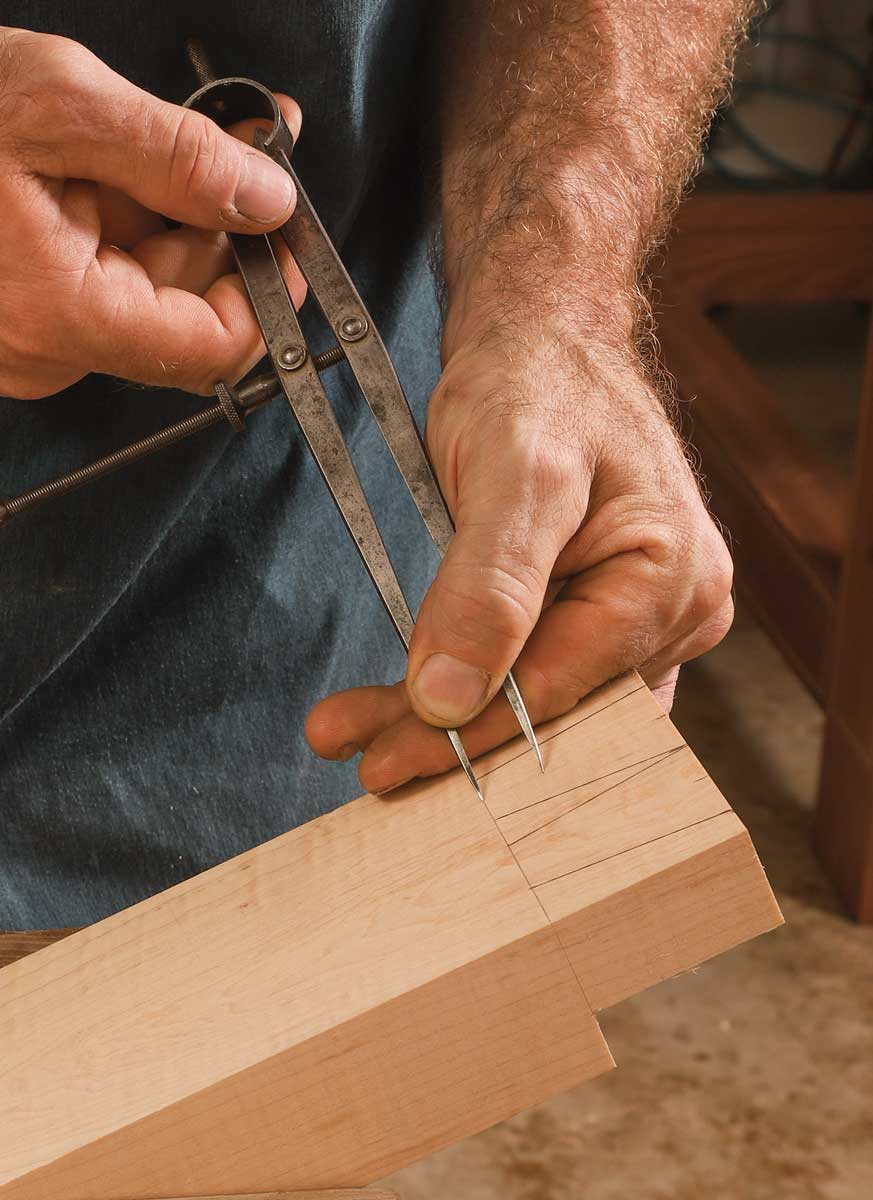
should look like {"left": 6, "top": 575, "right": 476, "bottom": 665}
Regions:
{"left": 305, "top": 323, "right": 733, "bottom": 792}
{"left": 306, "top": 0, "right": 754, "bottom": 792}
{"left": 0, "top": 28, "right": 304, "bottom": 399}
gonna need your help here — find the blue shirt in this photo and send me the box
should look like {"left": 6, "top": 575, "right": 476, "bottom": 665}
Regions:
{"left": 0, "top": 1, "right": 441, "bottom": 926}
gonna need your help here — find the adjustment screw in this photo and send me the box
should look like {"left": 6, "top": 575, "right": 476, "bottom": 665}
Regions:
{"left": 278, "top": 344, "right": 307, "bottom": 370}
{"left": 338, "top": 315, "right": 368, "bottom": 342}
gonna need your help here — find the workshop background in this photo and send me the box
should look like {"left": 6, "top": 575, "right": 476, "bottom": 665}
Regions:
{"left": 387, "top": 1, "right": 873, "bottom": 1197}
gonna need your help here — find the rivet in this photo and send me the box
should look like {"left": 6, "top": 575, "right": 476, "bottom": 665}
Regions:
{"left": 278, "top": 344, "right": 307, "bottom": 370}
{"left": 338, "top": 315, "right": 368, "bottom": 342}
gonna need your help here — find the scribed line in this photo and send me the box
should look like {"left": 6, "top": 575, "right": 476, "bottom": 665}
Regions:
{"left": 479, "top": 682, "right": 647, "bottom": 782}
{"left": 531, "top": 807, "right": 733, "bottom": 890}
{"left": 477, "top": 792, "right": 597, "bottom": 1014}
{"left": 498, "top": 745, "right": 682, "bottom": 820}
{"left": 508, "top": 746, "right": 685, "bottom": 847}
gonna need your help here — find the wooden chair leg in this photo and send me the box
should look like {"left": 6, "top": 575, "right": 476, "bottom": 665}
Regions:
{"left": 815, "top": 308, "right": 873, "bottom": 922}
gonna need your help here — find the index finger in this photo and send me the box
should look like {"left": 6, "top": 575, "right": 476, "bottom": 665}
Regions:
{"left": 71, "top": 238, "right": 306, "bottom": 393}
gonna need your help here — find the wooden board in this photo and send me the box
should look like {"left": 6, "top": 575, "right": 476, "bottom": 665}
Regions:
{"left": 0, "top": 673, "right": 781, "bottom": 1198}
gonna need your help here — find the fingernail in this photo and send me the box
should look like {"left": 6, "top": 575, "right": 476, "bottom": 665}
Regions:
{"left": 234, "top": 153, "right": 295, "bottom": 222}
{"left": 411, "top": 653, "right": 490, "bottom": 725}
{"left": 337, "top": 742, "right": 360, "bottom": 762}
{"left": 374, "top": 776, "right": 415, "bottom": 796}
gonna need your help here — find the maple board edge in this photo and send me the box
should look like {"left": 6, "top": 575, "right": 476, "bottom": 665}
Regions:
{"left": 0, "top": 925, "right": 612, "bottom": 1199}
{"left": 537, "top": 811, "right": 783, "bottom": 1010}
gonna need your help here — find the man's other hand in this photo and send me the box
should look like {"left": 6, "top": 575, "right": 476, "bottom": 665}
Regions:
{"left": 0, "top": 28, "right": 304, "bottom": 399}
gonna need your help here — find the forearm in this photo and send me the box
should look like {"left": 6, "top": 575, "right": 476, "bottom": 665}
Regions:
{"left": 435, "top": 0, "right": 758, "bottom": 349}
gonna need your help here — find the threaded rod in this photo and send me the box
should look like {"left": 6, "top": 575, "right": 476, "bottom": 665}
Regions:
{"left": 0, "top": 345, "right": 345, "bottom": 528}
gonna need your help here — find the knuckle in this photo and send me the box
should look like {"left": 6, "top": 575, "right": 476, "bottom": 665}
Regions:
{"left": 165, "top": 108, "right": 234, "bottom": 207}
{"left": 0, "top": 32, "right": 103, "bottom": 166}
{"left": 23, "top": 35, "right": 95, "bottom": 115}
{"left": 435, "top": 558, "right": 543, "bottom": 652}
{"left": 37, "top": 34, "right": 95, "bottom": 89}
{"left": 711, "top": 594, "right": 736, "bottom": 642}
{"left": 0, "top": 33, "right": 41, "bottom": 144}
{"left": 689, "top": 594, "right": 735, "bottom": 658}
{"left": 513, "top": 433, "right": 570, "bottom": 496}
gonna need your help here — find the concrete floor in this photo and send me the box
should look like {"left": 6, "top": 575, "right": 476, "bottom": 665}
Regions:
{"left": 384, "top": 306, "right": 873, "bottom": 1198}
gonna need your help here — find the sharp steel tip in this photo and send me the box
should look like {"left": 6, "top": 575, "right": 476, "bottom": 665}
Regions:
{"left": 502, "top": 674, "right": 544, "bottom": 770}
{"left": 520, "top": 724, "right": 545, "bottom": 771}
{"left": 461, "top": 761, "right": 485, "bottom": 801}
{"left": 447, "top": 728, "right": 483, "bottom": 800}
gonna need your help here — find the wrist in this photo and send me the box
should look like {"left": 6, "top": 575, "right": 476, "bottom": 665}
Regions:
{"left": 442, "top": 252, "right": 640, "bottom": 370}
{"left": 440, "top": 302, "right": 664, "bottom": 428}
{"left": 441, "top": 189, "right": 651, "bottom": 365}
{"left": 438, "top": 272, "right": 673, "bottom": 446}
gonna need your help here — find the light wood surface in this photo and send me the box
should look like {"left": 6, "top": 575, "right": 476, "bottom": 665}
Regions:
{"left": 539, "top": 811, "right": 778, "bottom": 1010}
{"left": 0, "top": 674, "right": 781, "bottom": 1198}
{"left": 150, "top": 1192, "right": 397, "bottom": 1200}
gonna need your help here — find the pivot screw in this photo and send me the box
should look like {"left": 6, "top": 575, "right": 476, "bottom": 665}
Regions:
{"left": 338, "top": 315, "right": 368, "bottom": 342}
{"left": 278, "top": 344, "right": 307, "bottom": 370}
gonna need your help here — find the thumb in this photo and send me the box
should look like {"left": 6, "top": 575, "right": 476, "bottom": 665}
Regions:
{"left": 406, "top": 471, "right": 569, "bottom": 728}
{"left": 34, "top": 39, "right": 297, "bottom": 231}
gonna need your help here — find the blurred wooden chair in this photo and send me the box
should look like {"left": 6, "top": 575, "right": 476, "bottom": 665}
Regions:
{"left": 658, "top": 190, "right": 873, "bottom": 921}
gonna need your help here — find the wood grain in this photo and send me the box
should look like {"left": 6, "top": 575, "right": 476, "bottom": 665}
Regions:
{"left": 664, "top": 191, "right": 873, "bottom": 305}
{"left": 537, "top": 812, "right": 781, "bottom": 1010}
{"left": 0, "top": 674, "right": 781, "bottom": 1198}
{"left": 0, "top": 929, "right": 76, "bottom": 970}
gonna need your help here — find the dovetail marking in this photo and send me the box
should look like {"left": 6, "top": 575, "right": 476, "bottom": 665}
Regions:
{"left": 480, "top": 683, "right": 647, "bottom": 782}
{"left": 499, "top": 746, "right": 683, "bottom": 821}
{"left": 506, "top": 746, "right": 686, "bottom": 847}
{"left": 533, "top": 807, "right": 733, "bottom": 891}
